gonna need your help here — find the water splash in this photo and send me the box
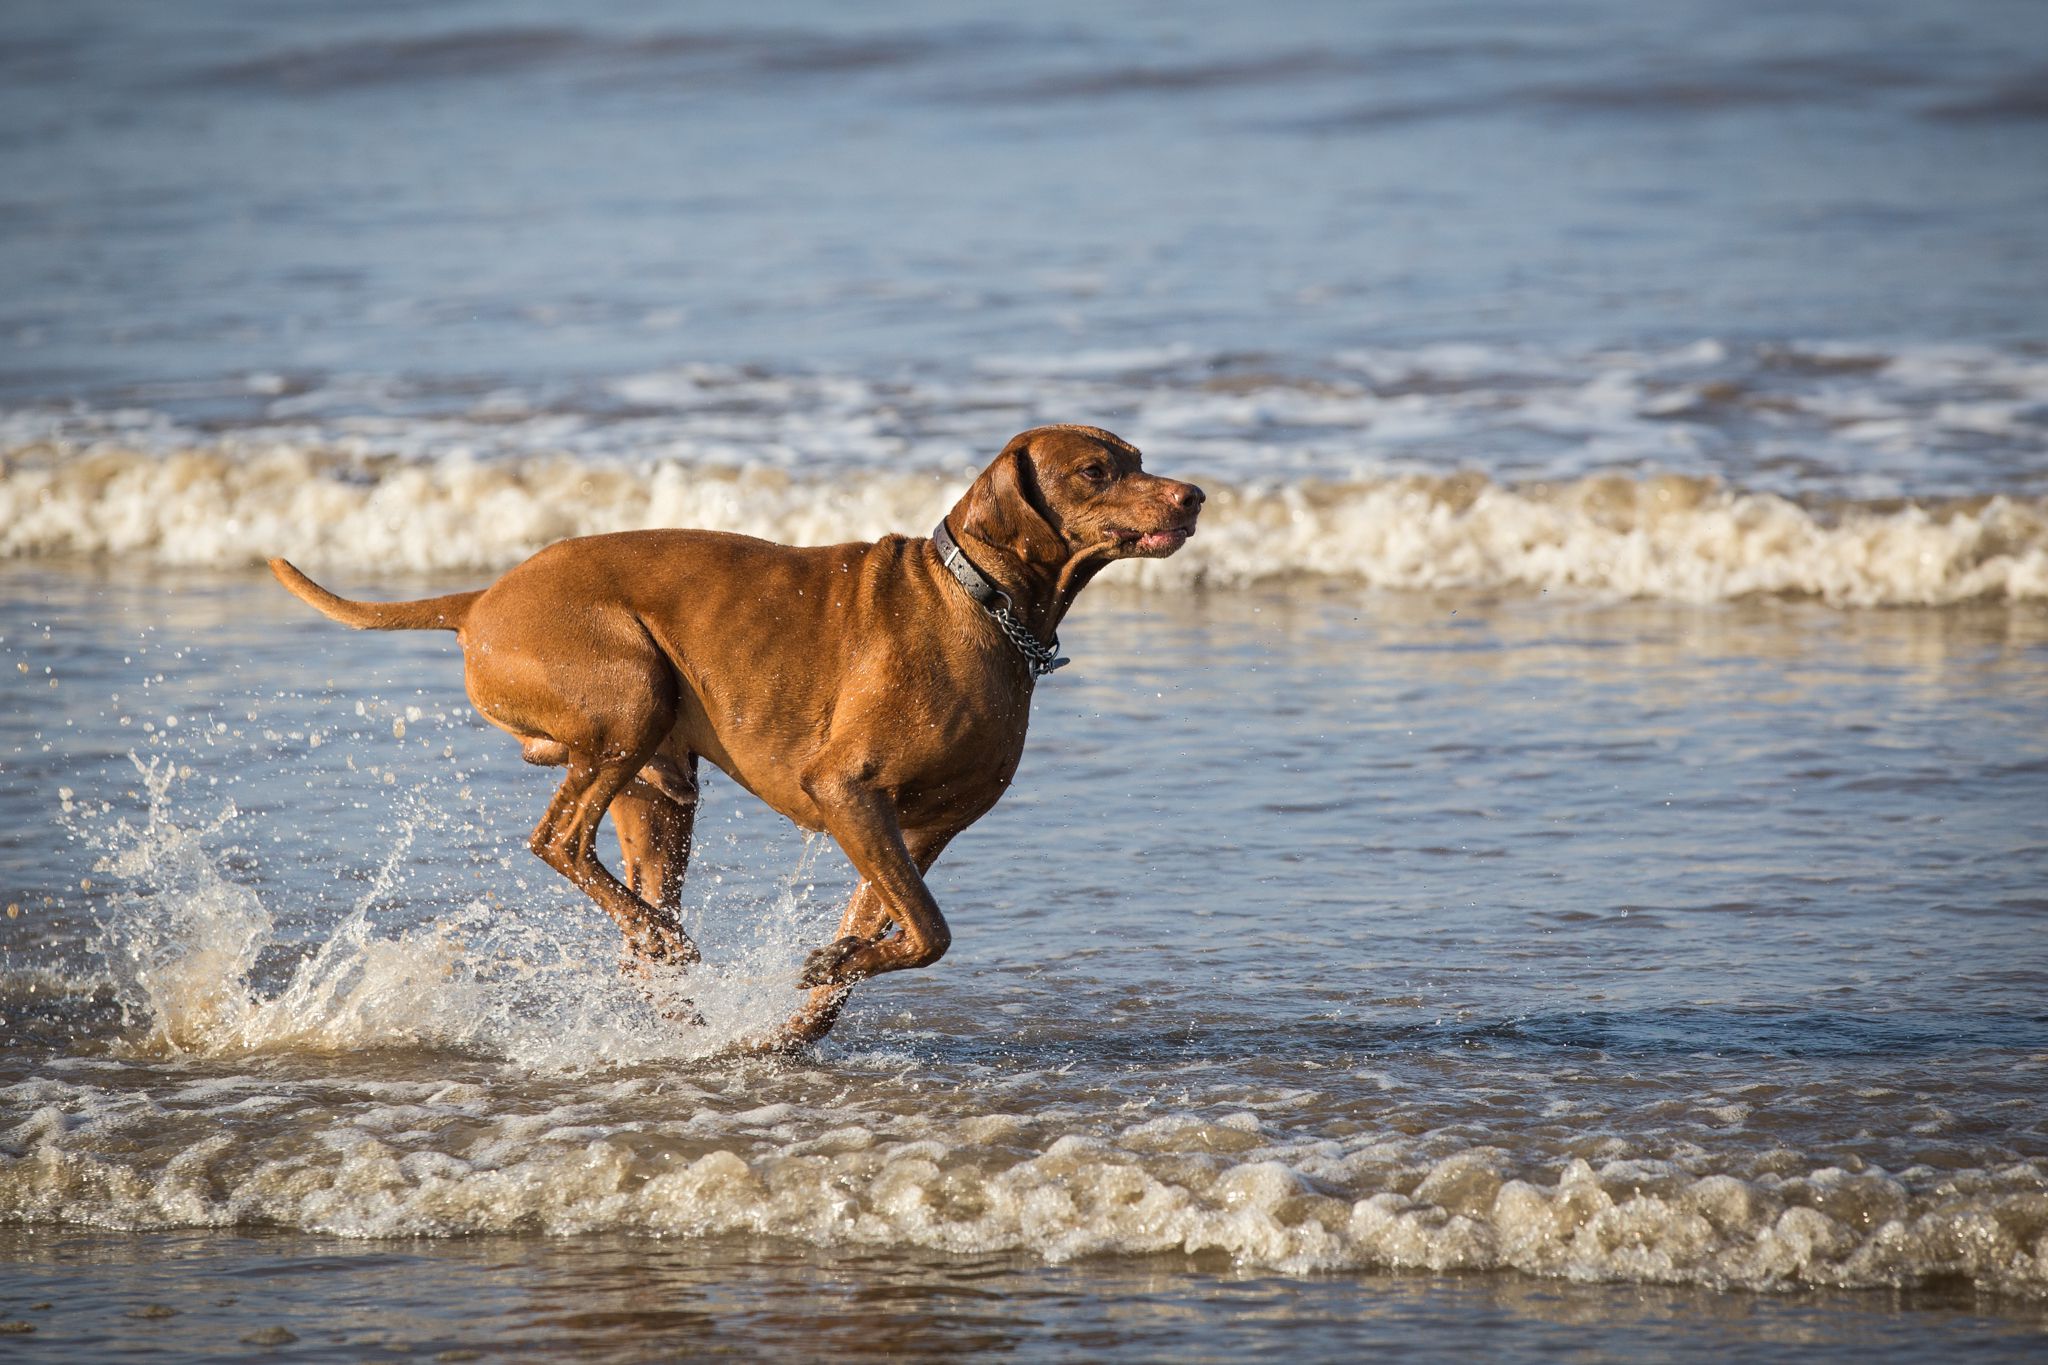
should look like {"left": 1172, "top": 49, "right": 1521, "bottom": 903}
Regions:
{"left": 72, "top": 755, "right": 840, "bottom": 1066}
{"left": 86, "top": 754, "right": 267, "bottom": 1051}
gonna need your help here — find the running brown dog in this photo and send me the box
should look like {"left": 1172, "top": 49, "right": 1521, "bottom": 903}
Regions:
{"left": 269, "top": 425, "right": 1203, "bottom": 1048}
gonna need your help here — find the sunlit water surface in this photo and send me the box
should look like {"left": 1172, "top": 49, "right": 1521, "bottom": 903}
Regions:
{"left": 6, "top": 0, "right": 2048, "bottom": 1355}
{"left": 2, "top": 566, "right": 2044, "bottom": 1357}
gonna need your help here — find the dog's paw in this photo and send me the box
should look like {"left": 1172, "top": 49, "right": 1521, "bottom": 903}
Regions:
{"left": 798, "top": 935, "right": 869, "bottom": 988}
{"left": 618, "top": 951, "right": 690, "bottom": 982}
{"left": 627, "top": 928, "right": 701, "bottom": 971}
{"left": 738, "top": 985, "right": 853, "bottom": 1055}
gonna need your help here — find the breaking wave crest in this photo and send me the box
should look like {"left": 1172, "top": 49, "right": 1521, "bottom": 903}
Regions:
{"left": 7, "top": 1091, "right": 2046, "bottom": 1296}
{"left": 5, "top": 441, "right": 2045, "bottom": 607}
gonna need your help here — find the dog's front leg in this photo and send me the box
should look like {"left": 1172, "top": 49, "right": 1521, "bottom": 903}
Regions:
{"left": 770, "top": 826, "right": 953, "bottom": 1052}
{"left": 797, "top": 824, "right": 955, "bottom": 989}
{"left": 768, "top": 983, "right": 853, "bottom": 1053}
{"left": 795, "top": 766, "right": 952, "bottom": 986}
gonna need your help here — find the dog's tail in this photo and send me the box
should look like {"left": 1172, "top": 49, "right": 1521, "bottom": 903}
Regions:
{"left": 268, "top": 558, "right": 482, "bottom": 632}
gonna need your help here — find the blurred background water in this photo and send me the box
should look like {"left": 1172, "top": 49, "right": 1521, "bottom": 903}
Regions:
{"left": 5, "top": 0, "right": 2047, "bottom": 398}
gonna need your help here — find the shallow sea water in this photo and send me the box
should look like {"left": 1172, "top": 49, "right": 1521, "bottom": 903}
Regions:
{"left": 3, "top": 1229, "right": 2046, "bottom": 1363}
{"left": 6, "top": 0, "right": 2048, "bottom": 1356}
{"left": 2, "top": 567, "right": 2045, "bottom": 1357}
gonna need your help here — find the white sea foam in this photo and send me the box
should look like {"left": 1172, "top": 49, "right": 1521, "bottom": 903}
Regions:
{"left": 3, "top": 440, "right": 2044, "bottom": 606}
{"left": 3, "top": 1058, "right": 2044, "bottom": 1295}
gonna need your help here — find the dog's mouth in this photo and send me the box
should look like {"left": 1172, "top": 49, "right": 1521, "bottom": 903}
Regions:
{"left": 1108, "top": 524, "right": 1195, "bottom": 557}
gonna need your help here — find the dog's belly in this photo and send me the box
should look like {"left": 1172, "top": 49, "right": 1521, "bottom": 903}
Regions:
{"left": 676, "top": 720, "right": 827, "bottom": 832}
{"left": 673, "top": 690, "right": 1023, "bottom": 838}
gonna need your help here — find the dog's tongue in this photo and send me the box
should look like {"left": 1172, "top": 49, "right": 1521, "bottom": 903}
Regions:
{"left": 1137, "top": 528, "right": 1190, "bottom": 552}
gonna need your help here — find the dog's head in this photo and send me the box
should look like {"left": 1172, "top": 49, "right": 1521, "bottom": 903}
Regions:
{"left": 952, "top": 425, "right": 1203, "bottom": 570}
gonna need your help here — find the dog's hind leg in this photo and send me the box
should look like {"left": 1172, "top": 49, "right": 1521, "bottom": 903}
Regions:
{"left": 610, "top": 752, "right": 699, "bottom": 916}
{"left": 466, "top": 612, "right": 698, "bottom": 971}
{"left": 530, "top": 749, "right": 701, "bottom": 970}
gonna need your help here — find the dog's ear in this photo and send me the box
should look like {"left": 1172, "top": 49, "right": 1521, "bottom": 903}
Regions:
{"left": 956, "top": 434, "right": 1067, "bottom": 567}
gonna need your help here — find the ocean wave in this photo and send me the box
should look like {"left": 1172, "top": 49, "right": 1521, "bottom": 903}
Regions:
{"left": 200, "top": 24, "right": 948, "bottom": 95}
{"left": 4, "top": 1069, "right": 2044, "bottom": 1296}
{"left": 3, "top": 441, "right": 2045, "bottom": 606}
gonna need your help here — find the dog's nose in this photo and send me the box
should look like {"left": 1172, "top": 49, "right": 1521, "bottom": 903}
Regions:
{"left": 1169, "top": 481, "right": 1206, "bottom": 512}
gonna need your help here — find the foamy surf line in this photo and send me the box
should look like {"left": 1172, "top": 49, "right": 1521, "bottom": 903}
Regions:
{"left": 4, "top": 442, "right": 2047, "bottom": 607}
{"left": 4, "top": 1067, "right": 2046, "bottom": 1296}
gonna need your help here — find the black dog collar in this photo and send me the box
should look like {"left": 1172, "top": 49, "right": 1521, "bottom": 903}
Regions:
{"left": 930, "top": 520, "right": 1069, "bottom": 678}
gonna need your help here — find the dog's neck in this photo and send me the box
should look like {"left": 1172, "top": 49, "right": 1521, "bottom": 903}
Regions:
{"left": 940, "top": 520, "right": 1109, "bottom": 645}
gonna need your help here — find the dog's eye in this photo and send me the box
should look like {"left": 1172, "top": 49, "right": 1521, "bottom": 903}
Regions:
{"left": 1078, "top": 463, "right": 1110, "bottom": 485}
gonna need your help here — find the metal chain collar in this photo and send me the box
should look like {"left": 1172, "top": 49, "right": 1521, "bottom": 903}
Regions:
{"left": 987, "top": 600, "right": 1069, "bottom": 679}
{"left": 931, "top": 519, "right": 1071, "bottom": 679}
